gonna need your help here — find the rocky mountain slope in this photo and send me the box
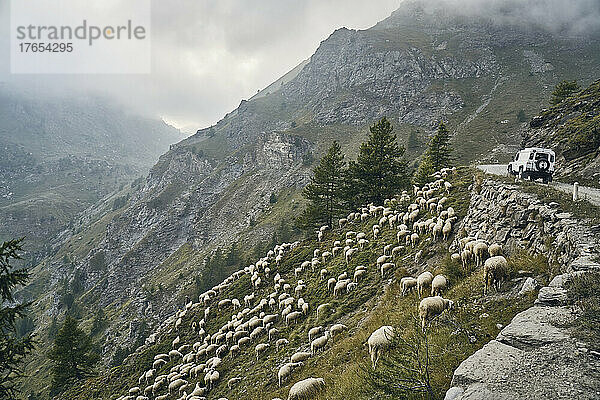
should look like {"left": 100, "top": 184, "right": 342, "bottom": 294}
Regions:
{"left": 0, "top": 85, "right": 183, "bottom": 263}
{"left": 18, "top": 0, "right": 600, "bottom": 397}
{"left": 522, "top": 79, "right": 600, "bottom": 186}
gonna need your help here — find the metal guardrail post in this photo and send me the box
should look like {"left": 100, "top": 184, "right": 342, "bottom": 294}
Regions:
{"left": 573, "top": 182, "right": 579, "bottom": 201}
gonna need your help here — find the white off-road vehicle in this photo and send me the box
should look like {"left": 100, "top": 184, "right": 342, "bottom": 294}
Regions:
{"left": 508, "top": 147, "right": 555, "bottom": 183}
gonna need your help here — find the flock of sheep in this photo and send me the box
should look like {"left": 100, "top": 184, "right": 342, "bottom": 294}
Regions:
{"left": 116, "top": 167, "right": 509, "bottom": 400}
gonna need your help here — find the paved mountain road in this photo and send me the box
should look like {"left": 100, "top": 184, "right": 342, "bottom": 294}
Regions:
{"left": 477, "top": 164, "right": 600, "bottom": 207}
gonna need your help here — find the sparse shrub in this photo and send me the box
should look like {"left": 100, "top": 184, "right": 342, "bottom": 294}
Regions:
{"left": 442, "top": 254, "right": 466, "bottom": 283}
{"left": 565, "top": 272, "right": 600, "bottom": 351}
{"left": 364, "top": 317, "right": 434, "bottom": 400}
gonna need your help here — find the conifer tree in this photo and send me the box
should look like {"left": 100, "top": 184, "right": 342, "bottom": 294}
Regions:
{"left": 415, "top": 122, "right": 453, "bottom": 184}
{"left": 48, "top": 315, "right": 99, "bottom": 392}
{"left": 346, "top": 117, "right": 410, "bottom": 207}
{"left": 299, "top": 141, "right": 347, "bottom": 229}
{"left": 550, "top": 80, "right": 580, "bottom": 105}
{"left": 0, "top": 239, "right": 35, "bottom": 400}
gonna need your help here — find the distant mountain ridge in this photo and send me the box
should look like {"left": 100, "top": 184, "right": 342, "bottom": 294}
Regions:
{"left": 0, "top": 86, "right": 183, "bottom": 263}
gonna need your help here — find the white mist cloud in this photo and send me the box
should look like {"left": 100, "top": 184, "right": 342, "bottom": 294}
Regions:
{"left": 1, "top": 0, "right": 598, "bottom": 133}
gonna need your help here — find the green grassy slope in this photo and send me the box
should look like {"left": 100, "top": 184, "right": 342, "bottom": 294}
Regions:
{"left": 55, "top": 168, "right": 550, "bottom": 400}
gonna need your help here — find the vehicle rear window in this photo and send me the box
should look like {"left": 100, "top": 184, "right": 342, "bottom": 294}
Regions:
{"left": 535, "top": 153, "right": 549, "bottom": 161}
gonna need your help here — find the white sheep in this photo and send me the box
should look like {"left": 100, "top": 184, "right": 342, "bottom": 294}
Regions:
{"left": 255, "top": 343, "right": 270, "bottom": 361}
{"left": 278, "top": 362, "right": 303, "bottom": 387}
{"left": 290, "top": 351, "right": 311, "bottom": 363}
{"left": 418, "top": 296, "right": 454, "bottom": 330}
{"left": 333, "top": 280, "right": 350, "bottom": 297}
{"left": 228, "top": 377, "right": 242, "bottom": 389}
{"left": 416, "top": 271, "right": 434, "bottom": 298}
{"left": 168, "top": 379, "right": 187, "bottom": 395}
{"left": 473, "top": 241, "right": 489, "bottom": 267}
{"left": 380, "top": 262, "right": 394, "bottom": 278}
{"left": 431, "top": 274, "right": 448, "bottom": 297}
{"left": 368, "top": 326, "right": 395, "bottom": 368}
{"left": 488, "top": 243, "right": 502, "bottom": 256}
{"left": 276, "top": 338, "right": 289, "bottom": 351}
{"left": 400, "top": 276, "right": 417, "bottom": 296}
{"left": 286, "top": 311, "right": 303, "bottom": 325}
{"left": 311, "top": 331, "right": 330, "bottom": 354}
{"left": 316, "top": 303, "right": 330, "bottom": 319}
{"left": 308, "top": 326, "right": 323, "bottom": 342}
{"left": 483, "top": 255, "right": 508, "bottom": 295}
{"left": 204, "top": 370, "right": 219, "bottom": 390}
{"left": 410, "top": 232, "right": 419, "bottom": 248}
{"left": 287, "top": 377, "right": 325, "bottom": 400}
{"left": 354, "top": 269, "right": 367, "bottom": 282}
{"left": 329, "top": 323, "right": 347, "bottom": 342}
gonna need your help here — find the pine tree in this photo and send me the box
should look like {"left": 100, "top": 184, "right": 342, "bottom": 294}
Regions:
{"left": 550, "top": 80, "right": 581, "bottom": 105}
{"left": 346, "top": 117, "right": 410, "bottom": 207}
{"left": 299, "top": 141, "right": 347, "bottom": 229}
{"left": 48, "top": 315, "right": 99, "bottom": 392}
{"left": 0, "top": 239, "right": 35, "bottom": 400}
{"left": 415, "top": 122, "right": 453, "bottom": 184}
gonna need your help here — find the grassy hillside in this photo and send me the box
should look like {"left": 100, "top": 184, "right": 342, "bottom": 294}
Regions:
{"left": 54, "top": 168, "right": 550, "bottom": 400}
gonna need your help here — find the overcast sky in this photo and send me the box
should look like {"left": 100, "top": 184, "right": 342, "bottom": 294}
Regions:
{"left": 0, "top": 0, "right": 401, "bottom": 133}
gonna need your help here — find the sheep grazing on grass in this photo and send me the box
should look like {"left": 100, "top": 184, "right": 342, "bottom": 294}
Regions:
{"left": 401, "top": 277, "right": 417, "bottom": 296}
{"left": 286, "top": 311, "right": 303, "bottom": 325}
{"left": 255, "top": 343, "right": 270, "bottom": 361}
{"left": 319, "top": 268, "right": 328, "bottom": 280}
{"left": 419, "top": 296, "right": 454, "bottom": 330}
{"left": 204, "top": 370, "right": 220, "bottom": 390}
{"left": 168, "top": 379, "right": 187, "bottom": 395}
{"left": 228, "top": 377, "right": 242, "bottom": 389}
{"left": 483, "top": 256, "right": 508, "bottom": 295}
{"left": 411, "top": 233, "right": 420, "bottom": 248}
{"left": 368, "top": 326, "right": 395, "bottom": 368}
{"left": 376, "top": 255, "right": 392, "bottom": 267}
{"left": 474, "top": 242, "right": 489, "bottom": 267}
{"left": 288, "top": 377, "right": 325, "bottom": 400}
{"left": 333, "top": 280, "right": 350, "bottom": 297}
{"left": 329, "top": 323, "right": 347, "bottom": 342}
{"left": 278, "top": 362, "right": 303, "bottom": 387}
{"left": 308, "top": 326, "right": 323, "bottom": 342}
{"left": 488, "top": 243, "right": 502, "bottom": 256}
{"left": 442, "top": 222, "right": 452, "bottom": 241}
{"left": 380, "top": 262, "right": 394, "bottom": 278}
{"left": 311, "top": 332, "right": 330, "bottom": 354}
{"left": 451, "top": 253, "right": 461, "bottom": 263}
{"left": 276, "top": 338, "right": 289, "bottom": 351}
{"left": 431, "top": 274, "right": 448, "bottom": 297}
{"left": 461, "top": 249, "right": 471, "bottom": 269}
{"left": 316, "top": 303, "right": 331, "bottom": 319}
{"left": 416, "top": 271, "right": 434, "bottom": 298}
{"left": 354, "top": 268, "right": 367, "bottom": 282}
{"left": 290, "top": 351, "right": 311, "bottom": 363}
